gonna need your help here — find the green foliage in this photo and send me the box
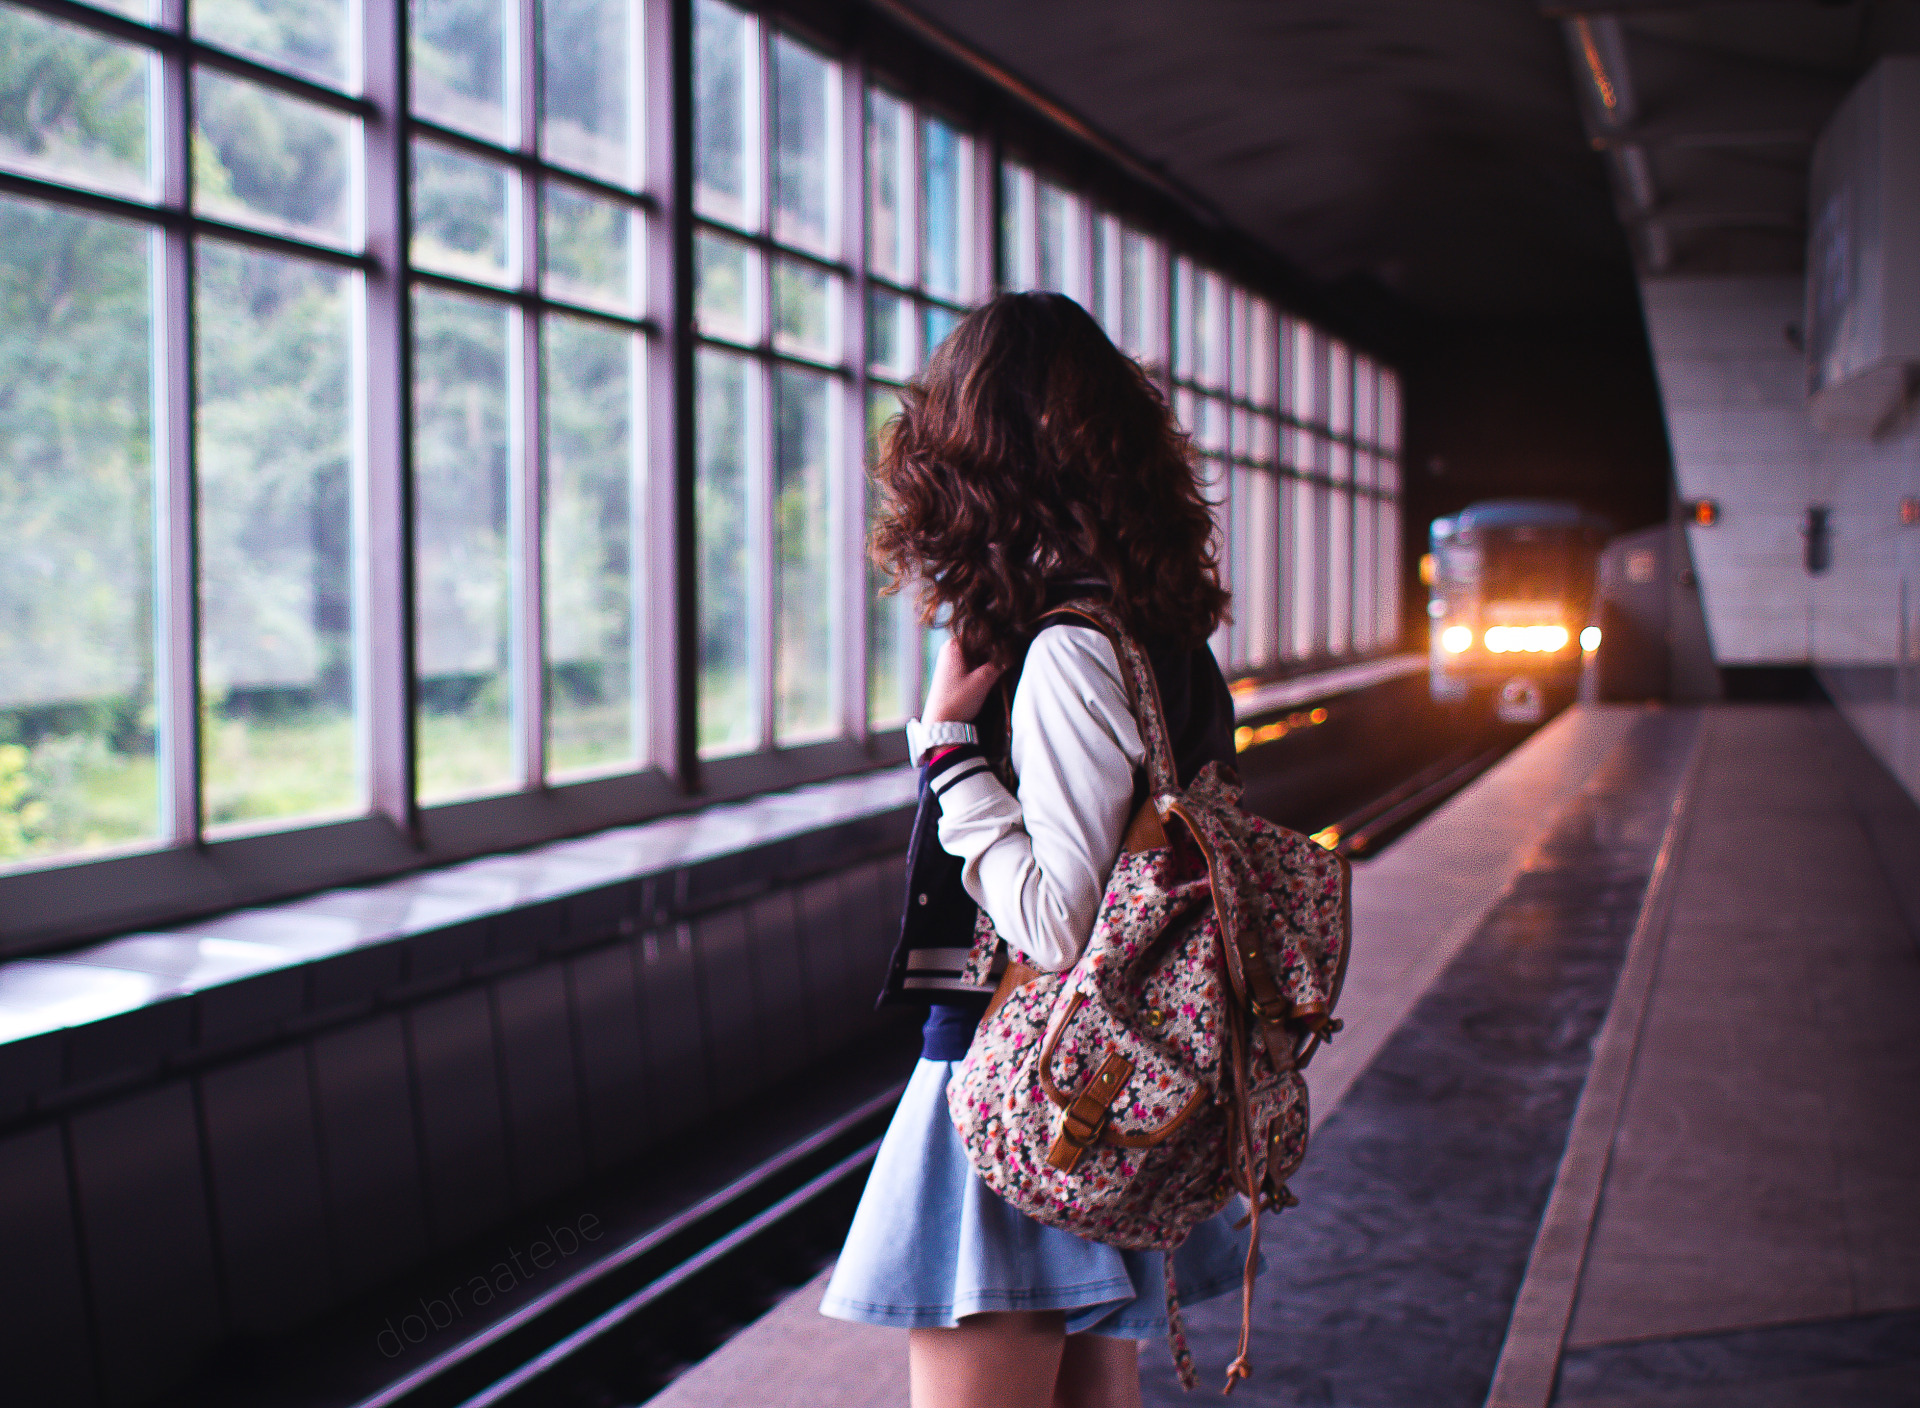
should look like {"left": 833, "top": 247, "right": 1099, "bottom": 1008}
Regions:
{"left": 0, "top": 9, "right": 147, "bottom": 192}
{"left": 0, "top": 744, "right": 49, "bottom": 859}
{"left": 413, "top": 142, "right": 507, "bottom": 279}
{"left": 195, "top": 69, "right": 348, "bottom": 238}
{"left": 192, "top": 0, "right": 348, "bottom": 88}
{"left": 0, "top": 193, "right": 156, "bottom": 859}
{"left": 196, "top": 242, "right": 357, "bottom": 825}
{"left": 411, "top": 0, "right": 505, "bottom": 131}
{"left": 544, "top": 313, "right": 635, "bottom": 769}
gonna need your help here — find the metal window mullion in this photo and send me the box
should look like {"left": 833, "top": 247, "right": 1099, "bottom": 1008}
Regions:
{"left": 511, "top": 0, "right": 545, "bottom": 788}
{"left": 361, "top": 0, "right": 416, "bottom": 832}
{"left": 153, "top": 5, "right": 199, "bottom": 845}
{"left": 839, "top": 56, "right": 868, "bottom": 743}
{"left": 754, "top": 12, "right": 776, "bottom": 751}
{"left": 655, "top": 0, "right": 695, "bottom": 786}
{"left": 751, "top": 357, "right": 775, "bottom": 750}
{"left": 510, "top": 303, "right": 547, "bottom": 786}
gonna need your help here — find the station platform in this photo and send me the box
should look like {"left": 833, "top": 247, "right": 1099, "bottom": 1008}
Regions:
{"left": 643, "top": 701, "right": 1920, "bottom": 1408}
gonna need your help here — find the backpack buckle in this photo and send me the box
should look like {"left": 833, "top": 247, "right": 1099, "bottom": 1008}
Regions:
{"left": 1045, "top": 1049, "right": 1133, "bottom": 1173}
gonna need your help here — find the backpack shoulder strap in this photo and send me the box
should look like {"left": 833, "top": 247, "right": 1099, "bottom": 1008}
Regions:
{"left": 1035, "top": 599, "right": 1180, "bottom": 801}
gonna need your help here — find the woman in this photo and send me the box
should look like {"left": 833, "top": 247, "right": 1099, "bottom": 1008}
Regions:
{"left": 820, "top": 292, "right": 1250, "bottom": 1408}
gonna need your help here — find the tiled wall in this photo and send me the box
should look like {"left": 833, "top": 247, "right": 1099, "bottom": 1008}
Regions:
{"left": 1640, "top": 274, "right": 1920, "bottom": 802}
{"left": 0, "top": 844, "right": 909, "bottom": 1408}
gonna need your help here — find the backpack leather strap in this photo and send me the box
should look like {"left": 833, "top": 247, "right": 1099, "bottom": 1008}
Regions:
{"left": 1045, "top": 1048, "right": 1133, "bottom": 1173}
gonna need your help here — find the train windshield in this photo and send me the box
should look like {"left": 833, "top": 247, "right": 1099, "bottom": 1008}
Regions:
{"left": 1481, "top": 530, "right": 1593, "bottom": 603}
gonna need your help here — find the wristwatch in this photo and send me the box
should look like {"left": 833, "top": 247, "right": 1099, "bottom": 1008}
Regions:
{"left": 906, "top": 717, "right": 979, "bottom": 767}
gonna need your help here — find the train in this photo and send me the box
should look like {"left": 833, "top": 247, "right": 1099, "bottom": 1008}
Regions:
{"left": 1427, "top": 499, "right": 1611, "bottom": 722}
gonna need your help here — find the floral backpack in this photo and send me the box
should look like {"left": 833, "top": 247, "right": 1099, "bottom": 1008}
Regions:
{"left": 947, "top": 600, "right": 1350, "bottom": 1394}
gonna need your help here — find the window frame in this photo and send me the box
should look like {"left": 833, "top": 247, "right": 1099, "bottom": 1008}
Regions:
{"left": 0, "top": 0, "right": 1405, "bottom": 957}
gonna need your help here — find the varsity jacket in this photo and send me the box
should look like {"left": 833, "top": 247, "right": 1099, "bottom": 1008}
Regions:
{"left": 876, "top": 604, "right": 1235, "bottom": 1020}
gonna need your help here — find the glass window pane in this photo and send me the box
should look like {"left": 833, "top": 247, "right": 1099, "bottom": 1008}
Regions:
{"left": 1379, "top": 369, "right": 1401, "bottom": 452}
{"left": 771, "top": 32, "right": 833, "bottom": 254}
{"left": 0, "top": 8, "right": 151, "bottom": 201}
{"left": 1246, "top": 470, "right": 1279, "bottom": 670}
{"left": 693, "top": 0, "right": 754, "bottom": 228}
{"left": 1304, "top": 323, "right": 1327, "bottom": 424}
{"left": 412, "top": 288, "right": 513, "bottom": 801}
{"left": 411, "top": 139, "right": 511, "bottom": 285}
{"left": 921, "top": 115, "right": 965, "bottom": 300}
{"left": 1199, "top": 272, "right": 1226, "bottom": 389}
{"left": 545, "top": 316, "right": 636, "bottom": 777}
{"left": 1119, "top": 229, "right": 1148, "bottom": 358}
{"left": 195, "top": 70, "right": 351, "bottom": 246}
{"left": 696, "top": 348, "right": 754, "bottom": 756}
{"left": 0, "top": 197, "right": 156, "bottom": 864}
{"left": 1036, "top": 180, "right": 1075, "bottom": 296}
{"left": 1328, "top": 488, "right": 1351, "bottom": 654}
{"left": 194, "top": 0, "right": 351, "bottom": 91}
{"left": 921, "top": 303, "right": 959, "bottom": 366}
{"left": 867, "top": 288, "right": 906, "bottom": 377}
{"left": 694, "top": 228, "right": 758, "bottom": 344}
{"left": 1327, "top": 339, "right": 1351, "bottom": 437}
{"left": 866, "top": 88, "right": 908, "bottom": 282}
{"left": 1171, "top": 258, "right": 1193, "bottom": 381}
{"left": 772, "top": 256, "right": 834, "bottom": 361}
{"left": 196, "top": 243, "right": 356, "bottom": 830}
{"left": 1224, "top": 464, "right": 1247, "bottom": 667}
{"left": 1377, "top": 499, "right": 1399, "bottom": 647}
{"left": 1250, "top": 300, "right": 1275, "bottom": 408}
{"left": 1000, "top": 161, "right": 1033, "bottom": 290}
{"left": 542, "top": 180, "right": 634, "bottom": 313}
{"left": 1251, "top": 412, "right": 1278, "bottom": 468}
{"left": 1299, "top": 479, "right": 1327, "bottom": 658}
{"left": 1354, "top": 355, "right": 1377, "bottom": 446}
{"left": 410, "top": 0, "right": 507, "bottom": 141}
{"left": 866, "top": 385, "right": 905, "bottom": 730}
{"left": 541, "top": 0, "right": 632, "bottom": 186}
{"left": 1352, "top": 491, "right": 1375, "bottom": 655}
{"left": 774, "top": 367, "right": 833, "bottom": 741}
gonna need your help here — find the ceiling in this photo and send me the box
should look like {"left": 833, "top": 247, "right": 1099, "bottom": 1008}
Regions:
{"left": 904, "top": 0, "right": 1920, "bottom": 320}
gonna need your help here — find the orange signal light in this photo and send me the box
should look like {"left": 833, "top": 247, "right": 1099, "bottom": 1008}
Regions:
{"left": 1689, "top": 499, "right": 1719, "bottom": 527}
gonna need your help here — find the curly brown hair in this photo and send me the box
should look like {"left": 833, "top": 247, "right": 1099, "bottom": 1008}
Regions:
{"left": 870, "top": 292, "right": 1229, "bottom": 672}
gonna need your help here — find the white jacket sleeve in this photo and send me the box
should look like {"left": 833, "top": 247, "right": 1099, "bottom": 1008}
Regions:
{"left": 931, "top": 625, "right": 1145, "bottom": 971}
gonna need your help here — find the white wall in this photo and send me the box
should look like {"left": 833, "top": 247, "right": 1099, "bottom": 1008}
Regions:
{"left": 1640, "top": 274, "right": 1920, "bottom": 800}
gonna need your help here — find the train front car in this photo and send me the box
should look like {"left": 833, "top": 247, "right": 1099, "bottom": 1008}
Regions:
{"left": 1428, "top": 500, "right": 1609, "bottom": 723}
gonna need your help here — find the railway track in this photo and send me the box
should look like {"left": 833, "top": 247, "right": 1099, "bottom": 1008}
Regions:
{"left": 1309, "top": 735, "right": 1514, "bottom": 858}
{"left": 350, "top": 1089, "right": 900, "bottom": 1408}
{"left": 348, "top": 723, "right": 1533, "bottom": 1408}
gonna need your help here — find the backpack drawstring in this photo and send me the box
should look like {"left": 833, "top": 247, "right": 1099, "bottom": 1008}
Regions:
{"left": 1164, "top": 1252, "right": 1197, "bottom": 1391}
{"left": 1219, "top": 978, "right": 1261, "bottom": 1393}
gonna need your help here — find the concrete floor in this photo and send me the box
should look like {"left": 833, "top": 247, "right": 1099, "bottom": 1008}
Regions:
{"left": 644, "top": 703, "right": 1920, "bottom": 1407}
{"left": 1548, "top": 706, "right": 1920, "bottom": 1405}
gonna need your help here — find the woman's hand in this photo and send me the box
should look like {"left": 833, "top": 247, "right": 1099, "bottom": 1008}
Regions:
{"left": 923, "top": 637, "right": 1006, "bottom": 723}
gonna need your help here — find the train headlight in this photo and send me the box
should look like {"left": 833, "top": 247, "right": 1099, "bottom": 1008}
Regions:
{"left": 1440, "top": 625, "right": 1473, "bottom": 654}
{"left": 1485, "top": 624, "right": 1569, "bottom": 653}
{"left": 1581, "top": 626, "right": 1601, "bottom": 652}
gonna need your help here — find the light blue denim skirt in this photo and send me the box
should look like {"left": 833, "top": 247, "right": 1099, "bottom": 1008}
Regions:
{"left": 820, "top": 1058, "right": 1253, "bottom": 1339}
